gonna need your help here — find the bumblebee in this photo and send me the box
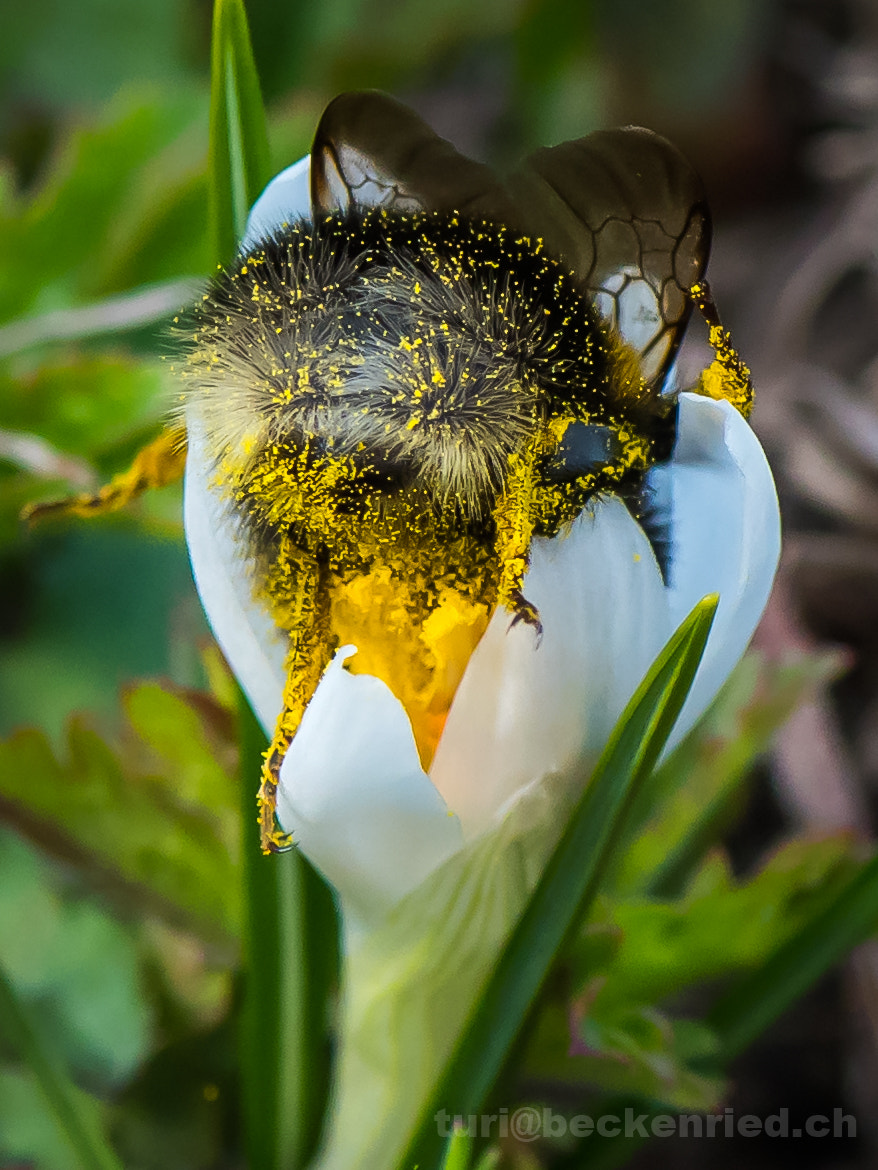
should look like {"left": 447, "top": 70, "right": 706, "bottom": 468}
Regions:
{"left": 30, "top": 92, "right": 751, "bottom": 853}
{"left": 177, "top": 92, "right": 754, "bottom": 852}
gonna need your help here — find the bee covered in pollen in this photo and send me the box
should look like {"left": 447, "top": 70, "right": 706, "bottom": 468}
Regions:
{"left": 178, "top": 91, "right": 753, "bottom": 854}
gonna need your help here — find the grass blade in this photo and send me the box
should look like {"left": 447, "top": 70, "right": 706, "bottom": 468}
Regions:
{"left": 709, "top": 849, "right": 878, "bottom": 1059}
{"left": 398, "top": 595, "right": 718, "bottom": 1170}
{"left": 437, "top": 1120, "right": 501, "bottom": 1170}
{"left": 0, "top": 961, "right": 123, "bottom": 1170}
{"left": 208, "top": 0, "right": 271, "bottom": 266}
{"left": 208, "top": 4, "right": 339, "bottom": 1162}
{"left": 237, "top": 693, "right": 340, "bottom": 1170}
{"left": 439, "top": 1123, "right": 475, "bottom": 1170}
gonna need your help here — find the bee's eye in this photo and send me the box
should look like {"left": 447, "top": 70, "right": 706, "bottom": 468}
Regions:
{"left": 544, "top": 423, "right": 622, "bottom": 482}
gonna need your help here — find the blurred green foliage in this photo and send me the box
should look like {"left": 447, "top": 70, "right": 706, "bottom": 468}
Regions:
{"left": 0, "top": 678, "right": 240, "bottom": 943}
{"left": 0, "top": 90, "right": 214, "bottom": 743}
{"left": 0, "top": 830, "right": 150, "bottom": 1087}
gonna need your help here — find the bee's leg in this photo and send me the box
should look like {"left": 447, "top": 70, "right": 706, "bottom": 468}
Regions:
{"left": 493, "top": 444, "right": 543, "bottom": 644}
{"left": 258, "top": 555, "right": 333, "bottom": 854}
{"left": 689, "top": 280, "right": 754, "bottom": 418}
{"left": 23, "top": 426, "right": 188, "bottom": 524}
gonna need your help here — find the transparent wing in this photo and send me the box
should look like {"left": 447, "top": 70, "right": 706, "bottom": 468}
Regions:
{"left": 505, "top": 128, "right": 711, "bottom": 388}
{"left": 311, "top": 98, "right": 710, "bottom": 390}
{"left": 310, "top": 91, "right": 512, "bottom": 220}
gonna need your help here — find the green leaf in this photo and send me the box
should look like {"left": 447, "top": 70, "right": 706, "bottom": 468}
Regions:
{"left": 399, "top": 595, "right": 717, "bottom": 1170}
{"left": 0, "top": 961, "right": 124, "bottom": 1170}
{"left": 209, "top": 0, "right": 272, "bottom": 267}
{"left": 0, "top": 280, "right": 200, "bottom": 359}
{"left": 436, "top": 1122, "right": 500, "bottom": 1170}
{"left": 29, "top": 900, "right": 151, "bottom": 1085}
{"left": 439, "top": 1123, "right": 474, "bottom": 1170}
{"left": 0, "top": 683, "right": 240, "bottom": 946}
{"left": 237, "top": 691, "right": 339, "bottom": 1170}
{"left": 209, "top": 6, "right": 340, "bottom": 1161}
{"left": 525, "top": 997, "right": 723, "bottom": 1112}
{"left": 125, "top": 682, "right": 238, "bottom": 819}
{"left": 589, "top": 834, "right": 859, "bottom": 1019}
{"left": 709, "top": 848, "right": 878, "bottom": 1060}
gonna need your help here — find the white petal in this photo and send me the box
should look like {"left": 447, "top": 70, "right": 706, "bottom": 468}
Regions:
{"left": 430, "top": 392, "right": 780, "bottom": 835}
{"left": 184, "top": 434, "right": 462, "bottom": 922}
{"left": 430, "top": 497, "right": 671, "bottom": 837}
{"left": 184, "top": 433, "right": 287, "bottom": 735}
{"left": 241, "top": 157, "right": 310, "bottom": 251}
{"left": 277, "top": 648, "right": 463, "bottom": 926}
{"left": 652, "top": 392, "right": 781, "bottom": 744}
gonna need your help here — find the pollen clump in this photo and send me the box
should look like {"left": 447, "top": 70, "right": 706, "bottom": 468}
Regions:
{"left": 689, "top": 281, "right": 754, "bottom": 418}
{"left": 329, "top": 564, "right": 492, "bottom": 769}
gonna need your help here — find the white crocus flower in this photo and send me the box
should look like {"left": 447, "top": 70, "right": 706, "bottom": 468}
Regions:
{"left": 184, "top": 157, "right": 780, "bottom": 930}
